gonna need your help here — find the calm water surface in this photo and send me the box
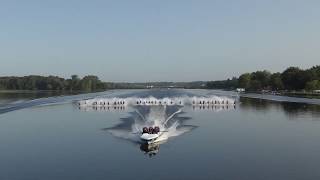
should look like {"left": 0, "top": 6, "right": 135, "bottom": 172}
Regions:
{"left": 0, "top": 89, "right": 320, "bottom": 180}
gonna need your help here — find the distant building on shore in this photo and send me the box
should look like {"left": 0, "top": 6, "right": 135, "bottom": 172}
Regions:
{"left": 313, "top": 90, "right": 320, "bottom": 93}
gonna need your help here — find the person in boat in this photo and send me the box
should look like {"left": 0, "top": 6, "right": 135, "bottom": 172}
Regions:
{"left": 149, "top": 127, "right": 154, "bottom": 134}
{"left": 143, "top": 127, "right": 149, "bottom": 134}
{"left": 154, "top": 126, "right": 160, "bottom": 134}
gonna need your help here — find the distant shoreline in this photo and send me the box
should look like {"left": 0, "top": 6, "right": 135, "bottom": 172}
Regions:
{"left": 1, "top": 88, "right": 319, "bottom": 99}
{"left": 241, "top": 90, "right": 320, "bottom": 99}
{"left": 0, "top": 90, "right": 99, "bottom": 93}
{"left": 240, "top": 92, "right": 320, "bottom": 105}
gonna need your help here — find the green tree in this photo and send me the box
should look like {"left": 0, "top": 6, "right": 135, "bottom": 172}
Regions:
{"left": 249, "top": 80, "right": 262, "bottom": 90}
{"left": 270, "top": 73, "right": 284, "bottom": 90}
{"left": 305, "top": 80, "right": 320, "bottom": 91}
{"left": 79, "top": 75, "right": 102, "bottom": 91}
{"left": 71, "top": 75, "right": 80, "bottom": 91}
{"left": 308, "top": 66, "right": 320, "bottom": 80}
{"left": 238, "top": 73, "right": 251, "bottom": 89}
{"left": 251, "top": 70, "right": 271, "bottom": 88}
{"left": 281, "top": 67, "right": 306, "bottom": 90}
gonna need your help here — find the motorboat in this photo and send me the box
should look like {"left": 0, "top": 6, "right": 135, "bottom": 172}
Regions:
{"left": 140, "top": 126, "right": 162, "bottom": 144}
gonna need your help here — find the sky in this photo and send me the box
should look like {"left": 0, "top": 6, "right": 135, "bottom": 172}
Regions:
{"left": 0, "top": 0, "right": 319, "bottom": 82}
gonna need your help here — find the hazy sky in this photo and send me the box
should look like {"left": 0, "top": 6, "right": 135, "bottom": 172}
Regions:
{"left": 0, "top": 0, "right": 319, "bottom": 82}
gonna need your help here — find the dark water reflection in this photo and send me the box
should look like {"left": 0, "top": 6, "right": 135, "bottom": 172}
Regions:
{"left": 240, "top": 97, "right": 320, "bottom": 119}
{"left": 0, "top": 91, "right": 78, "bottom": 103}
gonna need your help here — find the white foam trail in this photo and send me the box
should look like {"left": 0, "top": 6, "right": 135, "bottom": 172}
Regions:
{"left": 78, "top": 96, "right": 236, "bottom": 107}
{"left": 164, "top": 109, "right": 182, "bottom": 126}
{"left": 138, "top": 107, "right": 185, "bottom": 143}
{"left": 105, "top": 106, "right": 195, "bottom": 144}
{"left": 135, "top": 110, "right": 146, "bottom": 122}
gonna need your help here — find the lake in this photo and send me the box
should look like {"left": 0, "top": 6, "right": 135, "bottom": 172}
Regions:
{"left": 1, "top": 89, "right": 320, "bottom": 180}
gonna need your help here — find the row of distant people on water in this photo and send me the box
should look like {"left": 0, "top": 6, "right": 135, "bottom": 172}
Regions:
{"left": 80, "top": 100, "right": 181, "bottom": 106}
{"left": 192, "top": 105, "right": 236, "bottom": 110}
{"left": 78, "top": 105, "right": 235, "bottom": 112}
{"left": 79, "top": 100, "right": 126, "bottom": 106}
{"left": 78, "top": 106, "right": 126, "bottom": 111}
{"left": 135, "top": 100, "right": 182, "bottom": 105}
{"left": 193, "top": 100, "right": 235, "bottom": 105}
{"left": 79, "top": 99, "right": 236, "bottom": 106}
{"left": 135, "top": 100, "right": 235, "bottom": 105}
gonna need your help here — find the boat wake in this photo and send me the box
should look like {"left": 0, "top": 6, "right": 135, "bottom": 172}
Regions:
{"left": 103, "top": 105, "right": 196, "bottom": 156}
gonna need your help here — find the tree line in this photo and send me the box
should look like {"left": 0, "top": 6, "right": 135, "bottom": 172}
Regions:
{"left": 1, "top": 65, "right": 320, "bottom": 92}
{"left": 0, "top": 75, "right": 114, "bottom": 92}
{"left": 206, "top": 65, "right": 320, "bottom": 91}
{"left": 0, "top": 75, "right": 204, "bottom": 91}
